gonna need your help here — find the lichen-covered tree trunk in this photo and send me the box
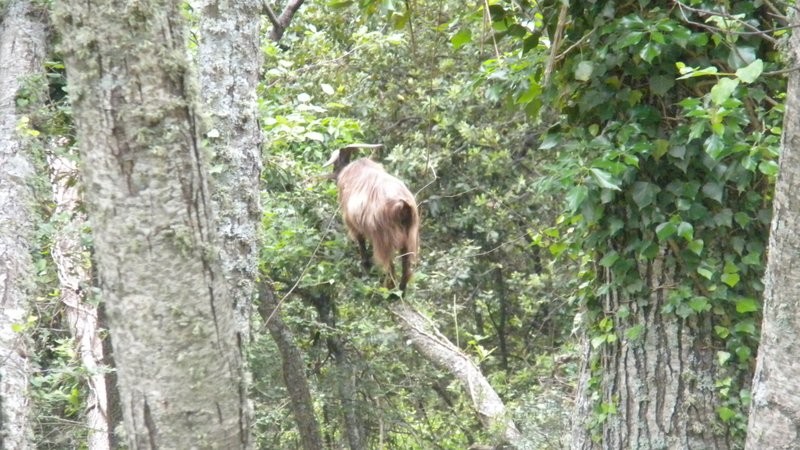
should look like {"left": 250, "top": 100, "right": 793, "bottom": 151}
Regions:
{"left": 47, "top": 150, "right": 110, "bottom": 450}
{"left": 0, "top": 1, "right": 47, "bottom": 448}
{"left": 52, "top": 1, "right": 250, "bottom": 447}
{"left": 745, "top": 25, "right": 800, "bottom": 450}
{"left": 195, "top": 0, "right": 263, "bottom": 341}
{"left": 572, "top": 254, "right": 729, "bottom": 450}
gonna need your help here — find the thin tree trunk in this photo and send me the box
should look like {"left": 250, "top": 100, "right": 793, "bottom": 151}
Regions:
{"left": 388, "top": 301, "right": 521, "bottom": 446}
{"left": 53, "top": 0, "right": 250, "bottom": 447}
{"left": 0, "top": 1, "right": 47, "bottom": 448}
{"left": 257, "top": 283, "right": 324, "bottom": 450}
{"left": 571, "top": 256, "right": 729, "bottom": 450}
{"left": 47, "top": 149, "right": 110, "bottom": 450}
{"left": 196, "top": 0, "right": 263, "bottom": 342}
{"left": 310, "top": 293, "right": 365, "bottom": 450}
{"left": 745, "top": 24, "right": 800, "bottom": 450}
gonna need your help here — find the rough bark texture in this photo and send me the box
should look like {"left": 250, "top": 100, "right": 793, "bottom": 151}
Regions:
{"left": 47, "top": 149, "right": 110, "bottom": 450}
{"left": 0, "top": 2, "right": 46, "bottom": 448}
{"left": 257, "top": 284, "right": 324, "bottom": 450}
{"left": 388, "top": 301, "right": 521, "bottom": 446}
{"left": 745, "top": 26, "right": 800, "bottom": 450}
{"left": 53, "top": 1, "right": 250, "bottom": 448}
{"left": 571, "top": 257, "right": 729, "bottom": 450}
{"left": 196, "top": 0, "right": 263, "bottom": 342}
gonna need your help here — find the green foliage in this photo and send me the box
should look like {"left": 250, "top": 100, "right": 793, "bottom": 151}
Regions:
{"left": 463, "top": 0, "right": 785, "bottom": 443}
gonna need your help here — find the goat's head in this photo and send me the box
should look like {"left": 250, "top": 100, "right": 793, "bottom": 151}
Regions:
{"left": 322, "top": 143, "right": 384, "bottom": 180}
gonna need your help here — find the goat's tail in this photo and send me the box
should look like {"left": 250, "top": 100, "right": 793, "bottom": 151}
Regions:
{"left": 392, "top": 199, "right": 419, "bottom": 263}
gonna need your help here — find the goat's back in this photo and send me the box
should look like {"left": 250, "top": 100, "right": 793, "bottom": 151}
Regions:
{"left": 337, "top": 159, "right": 419, "bottom": 269}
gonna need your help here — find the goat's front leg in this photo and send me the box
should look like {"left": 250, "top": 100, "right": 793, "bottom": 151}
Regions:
{"left": 356, "top": 236, "right": 372, "bottom": 272}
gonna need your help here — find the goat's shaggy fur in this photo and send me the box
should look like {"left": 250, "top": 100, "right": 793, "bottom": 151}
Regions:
{"left": 325, "top": 145, "right": 420, "bottom": 294}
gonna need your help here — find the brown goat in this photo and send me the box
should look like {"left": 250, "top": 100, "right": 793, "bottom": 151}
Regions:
{"left": 324, "top": 144, "right": 420, "bottom": 295}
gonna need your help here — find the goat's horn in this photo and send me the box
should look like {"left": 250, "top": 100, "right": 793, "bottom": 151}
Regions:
{"left": 322, "top": 149, "right": 340, "bottom": 167}
{"left": 340, "top": 143, "right": 384, "bottom": 151}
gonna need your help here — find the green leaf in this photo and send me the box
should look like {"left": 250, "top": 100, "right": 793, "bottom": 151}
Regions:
{"left": 697, "top": 266, "right": 714, "bottom": 279}
{"left": 721, "top": 273, "right": 740, "bottom": 287}
{"left": 575, "top": 61, "right": 594, "bottom": 81}
{"left": 625, "top": 324, "right": 645, "bottom": 340}
{"left": 656, "top": 221, "right": 677, "bottom": 241}
{"left": 736, "top": 59, "right": 763, "bottom": 83}
{"left": 717, "top": 351, "right": 732, "bottom": 366}
{"left": 702, "top": 182, "right": 724, "bottom": 204}
{"left": 742, "top": 252, "right": 761, "bottom": 265}
{"left": 735, "top": 345, "right": 751, "bottom": 362}
{"left": 710, "top": 78, "right": 739, "bottom": 105}
{"left": 717, "top": 406, "right": 735, "bottom": 422}
{"left": 758, "top": 160, "right": 779, "bottom": 176}
{"left": 631, "top": 182, "right": 660, "bottom": 209}
{"left": 714, "top": 326, "right": 730, "bottom": 339}
{"left": 677, "top": 222, "right": 693, "bottom": 240}
{"left": 599, "top": 251, "right": 620, "bottom": 268}
{"left": 326, "top": 0, "right": 353, "bottom": 8}
{"left": 591, "top": 335, "right": 607, "bottom": 349}
{"left": 590, "top": 168, "right": 622, "bottom": 190}
{"left": 566, "top": 185, "right": 589, "bottom": 213}
{"left": 735, "top": 297, "right": 759, "bottom": 313}
{"left": 451, "top": 28, "right": 472, "bottom": 49}
{"left": 688, "top": 296, "right": 710, "bottom": 313}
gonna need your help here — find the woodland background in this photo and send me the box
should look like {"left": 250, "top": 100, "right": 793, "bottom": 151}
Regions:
{"left": 2, "top": 0, "right": 800, "bottom": 449}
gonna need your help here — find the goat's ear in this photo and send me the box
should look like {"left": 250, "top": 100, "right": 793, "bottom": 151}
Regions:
{"left": 322, "top": 149, "right": 340, "bottom": 168}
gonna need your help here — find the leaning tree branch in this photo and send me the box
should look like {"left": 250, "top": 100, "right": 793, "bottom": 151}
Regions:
{"left": 388, "top": 301, "right": 522, "bottom": 446}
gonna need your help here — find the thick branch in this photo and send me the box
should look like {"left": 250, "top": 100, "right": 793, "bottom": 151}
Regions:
{"left": 388, "top": 301, "right": 521, "bottom": 446}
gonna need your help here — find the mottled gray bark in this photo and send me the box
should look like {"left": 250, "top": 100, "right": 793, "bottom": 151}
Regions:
{"left": 47, "top": 148, "right": 110, "bottom": 450}
{"left": 196, "top": 0, "right": 263, "bottom": 342}
{"left": 53, "top": 0, "right": 250, "bottom": 448}
{"left": 0, "top": 1, "right": 47, "bottom": 448}
{"left": 388, "top": 301, "right": 521, "bottom": 446}
{"left": 571, "top": 257, "right": 729, "bottom": 450}
{"left": 745, "top": 24, "right": 800, "bottom": 450}
{"left": 257, "top": 284, "right": 324, "bottom": 450}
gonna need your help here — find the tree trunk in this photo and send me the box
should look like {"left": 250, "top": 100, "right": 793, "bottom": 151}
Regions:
{"left": 53, "top": 0, "right": 250, "bottom": 447}
{"left": 0, "top": 1, "right": 47, "bottom": 448}
{"left": 257, "top": 283, "right": 324, "bottom": 450}
{"left": 195, "top": 0, "right": 263, "bottom": 342}
{"left": 745, "top": 24, "right": 800, "bottom": 450}
{"left": 47, "top": 149, "right": 110, "bottom": 450}
{"left": 571, "top": 256, "right": 729, "bottom": 450}
{"left": 388, "top": 301, "right": 521, "bottom": 446}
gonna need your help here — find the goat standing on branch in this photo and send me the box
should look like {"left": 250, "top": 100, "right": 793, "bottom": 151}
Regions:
{"left": 323, "top": 144, "right": 420, "bottom": 296}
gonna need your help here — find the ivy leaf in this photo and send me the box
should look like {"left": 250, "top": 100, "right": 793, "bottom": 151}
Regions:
{"left": 735, "top": 297, "right": 759, "bottom": 313}
{"left": 575, "top": 61, "right": 594, "bottom": 81}
{"left": 688, "top": 239, "right": 704, "bottom": 256}
{"left": 718, "top": 406, "right": 735, "bottom": 422}
{"left": 702, "top": 181, "right": 724, "bottom": 204}
{"left": 688, "top": 296, "right": 710, "bottom": 313}
{"left": 599, "top": 250, "right": 620, "bottom": 268}
{"left": 710, "top": 78, "right": 739, "bottom": 105}
{"left": 631, "top": 181, "right": 660, "bottom": 209}
{"left": 758, "top": 160, "right": 779, "bottom": 176}
{"left": 656, "top": 221, "right": 677, "bottom": 241}
{"left": 736, "top": 59, "right": 763, "bottom": 83}
{"left": 590, "top": 168, "right": 622, "bottom": 190}
{"left": 591, "top": 335, "right": 607, "bottom": 349}
{"left": 714, "top": 326, "right": 730, "bottom": 339}
{"left": 625, "top": 324, "right": 645, "bottom": 340}
{"left": 721, "top": 272, "right": 740, "bottom": 287}
{"left": 717, "top": 351, "right": 732, "bottom": 366}
{"left": 677, "top": 222, "right": 693, "bottom": 240}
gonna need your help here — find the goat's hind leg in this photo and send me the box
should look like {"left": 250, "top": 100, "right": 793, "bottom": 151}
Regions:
{"left": 356, "top": 235, "right": 372, "bottom": 272}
